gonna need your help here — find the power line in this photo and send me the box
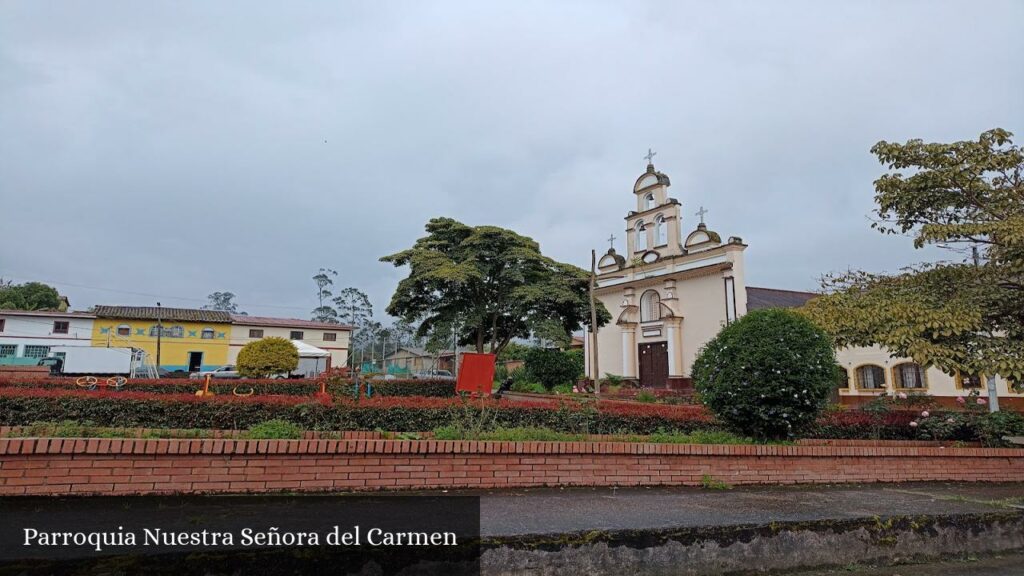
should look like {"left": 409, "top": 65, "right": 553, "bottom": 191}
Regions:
{"left": 0, "top": 271, "right": 313, "bottom": 313}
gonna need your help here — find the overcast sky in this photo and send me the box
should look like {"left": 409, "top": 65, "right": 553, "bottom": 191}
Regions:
{"left": 1, "top": 1, "right": 1022, "bottom": 321}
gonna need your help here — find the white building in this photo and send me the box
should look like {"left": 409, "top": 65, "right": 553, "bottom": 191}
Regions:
{"left": 583, "top": 159, "right": 1023, "bottom": 407}
{"left": 227, "top": 315, "right": 351, "bottom": 369}
{"left": 0, "top": 309, "right": 96, "bottom": 362}
{"left": 584, "top": 160, "right": 747, "bottom": 389}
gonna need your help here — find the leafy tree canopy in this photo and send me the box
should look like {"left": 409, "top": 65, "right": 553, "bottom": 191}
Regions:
{"left": 311, "top": 268, "right": 338, "bottom": 323}
{"left": 801, "top": 129, "right": 1024, "bottom": 382}
{"left": 380, "top": 218, "right": 610, "bottom": 354}
{"left": 333, "top": 287, "right": 373, "bottom": 327}
{"left": 0, "top": 282, "right": 62, "bottom": 311}
{"left": 202, "top": 291, "right": 244, "bottom": 314}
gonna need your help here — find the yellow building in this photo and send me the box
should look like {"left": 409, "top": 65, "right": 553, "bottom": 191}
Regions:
{"left": 91, "top": 306, "right": 232, "bottom": 372}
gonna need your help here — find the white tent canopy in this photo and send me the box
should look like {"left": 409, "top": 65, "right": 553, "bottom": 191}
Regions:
{"left": 290, "top": 340, "right": 329, "bottom": 358}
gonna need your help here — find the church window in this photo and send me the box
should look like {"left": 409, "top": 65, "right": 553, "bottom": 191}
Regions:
{"left": 724, "top": 277, "right": 737, "bottom": 323}
{"left": 893, "top": 362, "right": 926, "bottom": 389}
{"left": 635, "top": 221, "right": 647, "bottom": 251}
{"left": 640, "top": 290, "right": 661, "bottom": 323}
{"left": 644, "top": 193, "right": 655, "bottom": 210}
{"left": 855, "top": 365, "right": 886, "bottom": 390}
{"left": 654, "top": 215, "right": 667, "bottom": 246}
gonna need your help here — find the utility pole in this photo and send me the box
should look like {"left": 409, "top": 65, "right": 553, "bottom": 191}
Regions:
{"left": 589, "top": 250, "right": 600, "bottom": 398}
{"left": 972, "top": 246, "right": 999, "bottom": 412}
{"left": 350, "top": 301, "right": 359, "bottom": 385}
{"left": 155, "top": 302, "right": 162, "bottom": 369}
{"left": 452, "top": 317, "right": 459, "bottom": 380}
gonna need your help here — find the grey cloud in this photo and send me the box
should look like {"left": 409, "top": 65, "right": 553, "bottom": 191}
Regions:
{"left": 1, "top": 0, "right": 1021, "bottom": 317}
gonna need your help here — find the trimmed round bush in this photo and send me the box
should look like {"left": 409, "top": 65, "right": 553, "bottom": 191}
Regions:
{"left": 692, "top": 308, "right": 837, "bottom": 439}
{"left": 525, "top": 348, "right": 584, "bottom": 391}
{"left": 236, "top": 337, "right": 299, "bottom": 379}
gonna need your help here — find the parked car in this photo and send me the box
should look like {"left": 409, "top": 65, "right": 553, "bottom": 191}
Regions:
{"left": 189, "top": 365, "right": 241, "bottom": 379}
{"left": 412, "top": 370, "right": 454, "bottom": 381}
{"left": 157, "top": 367, "right": 191, "bottom": 379}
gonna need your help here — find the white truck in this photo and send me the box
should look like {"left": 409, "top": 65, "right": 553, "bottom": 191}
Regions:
{"left": 38, "top": 346, "right": 139, "bottom": 376}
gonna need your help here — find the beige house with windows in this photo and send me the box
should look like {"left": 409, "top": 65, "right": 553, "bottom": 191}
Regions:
{"left": 584, "top": 158, "right": 1023, "bottom": 407}
{"left": 228, "top": 315, "right": 351, "bottom": 369}
{"left": 384, "top": 347, "right": 437, "bottom": 374}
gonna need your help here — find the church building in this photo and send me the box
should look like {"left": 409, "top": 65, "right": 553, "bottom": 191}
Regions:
{"left": 585, "top": 157, "right": 747, "bottom": 389}
{"left": 583, "top": 156, "right": 1023, "bottom": 408}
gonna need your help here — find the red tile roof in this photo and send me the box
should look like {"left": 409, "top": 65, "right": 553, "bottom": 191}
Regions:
{"left": 0, "top": 309, "right": 96, "bottom": 318}
{"left": 230, "top": 315, "right": 352, "bottom": 331}
{"left": 94, "top": 306, "right": 231, "bottom": 323}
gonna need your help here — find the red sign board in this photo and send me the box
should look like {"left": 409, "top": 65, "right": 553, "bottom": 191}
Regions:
{"left": 455, "top": 352, "right": 496, "bottom": 396}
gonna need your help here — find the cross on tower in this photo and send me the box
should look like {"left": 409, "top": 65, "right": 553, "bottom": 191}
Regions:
{"left": 607, "top": 234, "right": 617, "bottom": 250}
{"left": 695, "top": 206, "right": 708, "bottom": 224}
{"left": 644, "top": 148, "right": 656, "bottom": 164}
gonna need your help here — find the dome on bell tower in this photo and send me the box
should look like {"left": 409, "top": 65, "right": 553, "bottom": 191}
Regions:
{"left": 633, "top": 162, "right": 671, "bottom": 193}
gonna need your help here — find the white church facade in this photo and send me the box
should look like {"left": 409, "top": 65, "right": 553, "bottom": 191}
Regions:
{"left": 583, "top": 159, "right": 1023, "bottom": 407}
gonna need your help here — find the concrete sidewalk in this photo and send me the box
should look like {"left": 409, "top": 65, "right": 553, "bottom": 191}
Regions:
{"left": 478, "top": 482, "right": 1024, "bottom": 536}
{"left": 477, "top": 482, "right": 1024, "bottom": 575}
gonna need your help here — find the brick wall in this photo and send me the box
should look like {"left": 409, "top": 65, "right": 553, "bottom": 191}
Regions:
{"left": 1, "top": 438, "right": 1021, "bottom": 496}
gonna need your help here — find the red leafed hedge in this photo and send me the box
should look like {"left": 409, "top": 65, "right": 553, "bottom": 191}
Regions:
{"left": 0, "top": 377, "right": 456, "bottom": 398}
{"left": 0, "top": 385, "right": 965, "bottom": 440}
{"left": 0, "top": 386, "right": 715, "bottom": 434}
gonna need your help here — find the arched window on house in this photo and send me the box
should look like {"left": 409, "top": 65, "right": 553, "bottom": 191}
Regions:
{"left": 116, "top": 324, "right": 131, "bottom": 337}
{"left": 654, "top": 214, "right": 667, "bottom": 246}
{"left": 893, "top": 362, "right": 926, "bottom": 389}
{"left": 635, "top": 220, "right": 648, "bottom": 251}
{"left": 644, "top": 193, "right": 655, "bottom": 210}
{"left": 855, "top": 364, "right": 886, "bottom": 390}
{"left": 201, "top": 328, "right": 215, "bottom": 340}
{"left": 837, "top": 367, "right": 851, "bottom": 389}
{"left": 640, "top": 290, "right": 661, "bottom": 323}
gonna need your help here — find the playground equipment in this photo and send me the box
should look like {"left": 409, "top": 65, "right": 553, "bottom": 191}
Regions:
{"left": 195, "top": 374, "right": 216, "bottom": 397}
{"left": 74, "top": 375, "right": 127, "bottom": 391}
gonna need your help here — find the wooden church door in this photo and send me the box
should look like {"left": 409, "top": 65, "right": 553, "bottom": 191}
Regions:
{"left": 638, "top": 341, "right": 668, "bottom": 388}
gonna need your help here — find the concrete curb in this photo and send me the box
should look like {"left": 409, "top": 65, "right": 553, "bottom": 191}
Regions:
{"left": 481, "top": 511, "right": 1024, "bottom": 575}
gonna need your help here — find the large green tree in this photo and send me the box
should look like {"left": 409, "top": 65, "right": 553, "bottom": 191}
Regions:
{"left": 381, "top": 217, "right": 610, "bottom": 354}
{"left": 0, "top": 282, "right": 62, "bottom": 310}
{"left": 801, "top": 129, "right": 1024, "bottom": 384}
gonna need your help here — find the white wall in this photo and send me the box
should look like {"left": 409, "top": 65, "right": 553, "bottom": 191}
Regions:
{"left": 228, "top": 323, "right": 350, "bottom": 368}
{"left": 0, "top": 313, "right": 94, "bottom": 358}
